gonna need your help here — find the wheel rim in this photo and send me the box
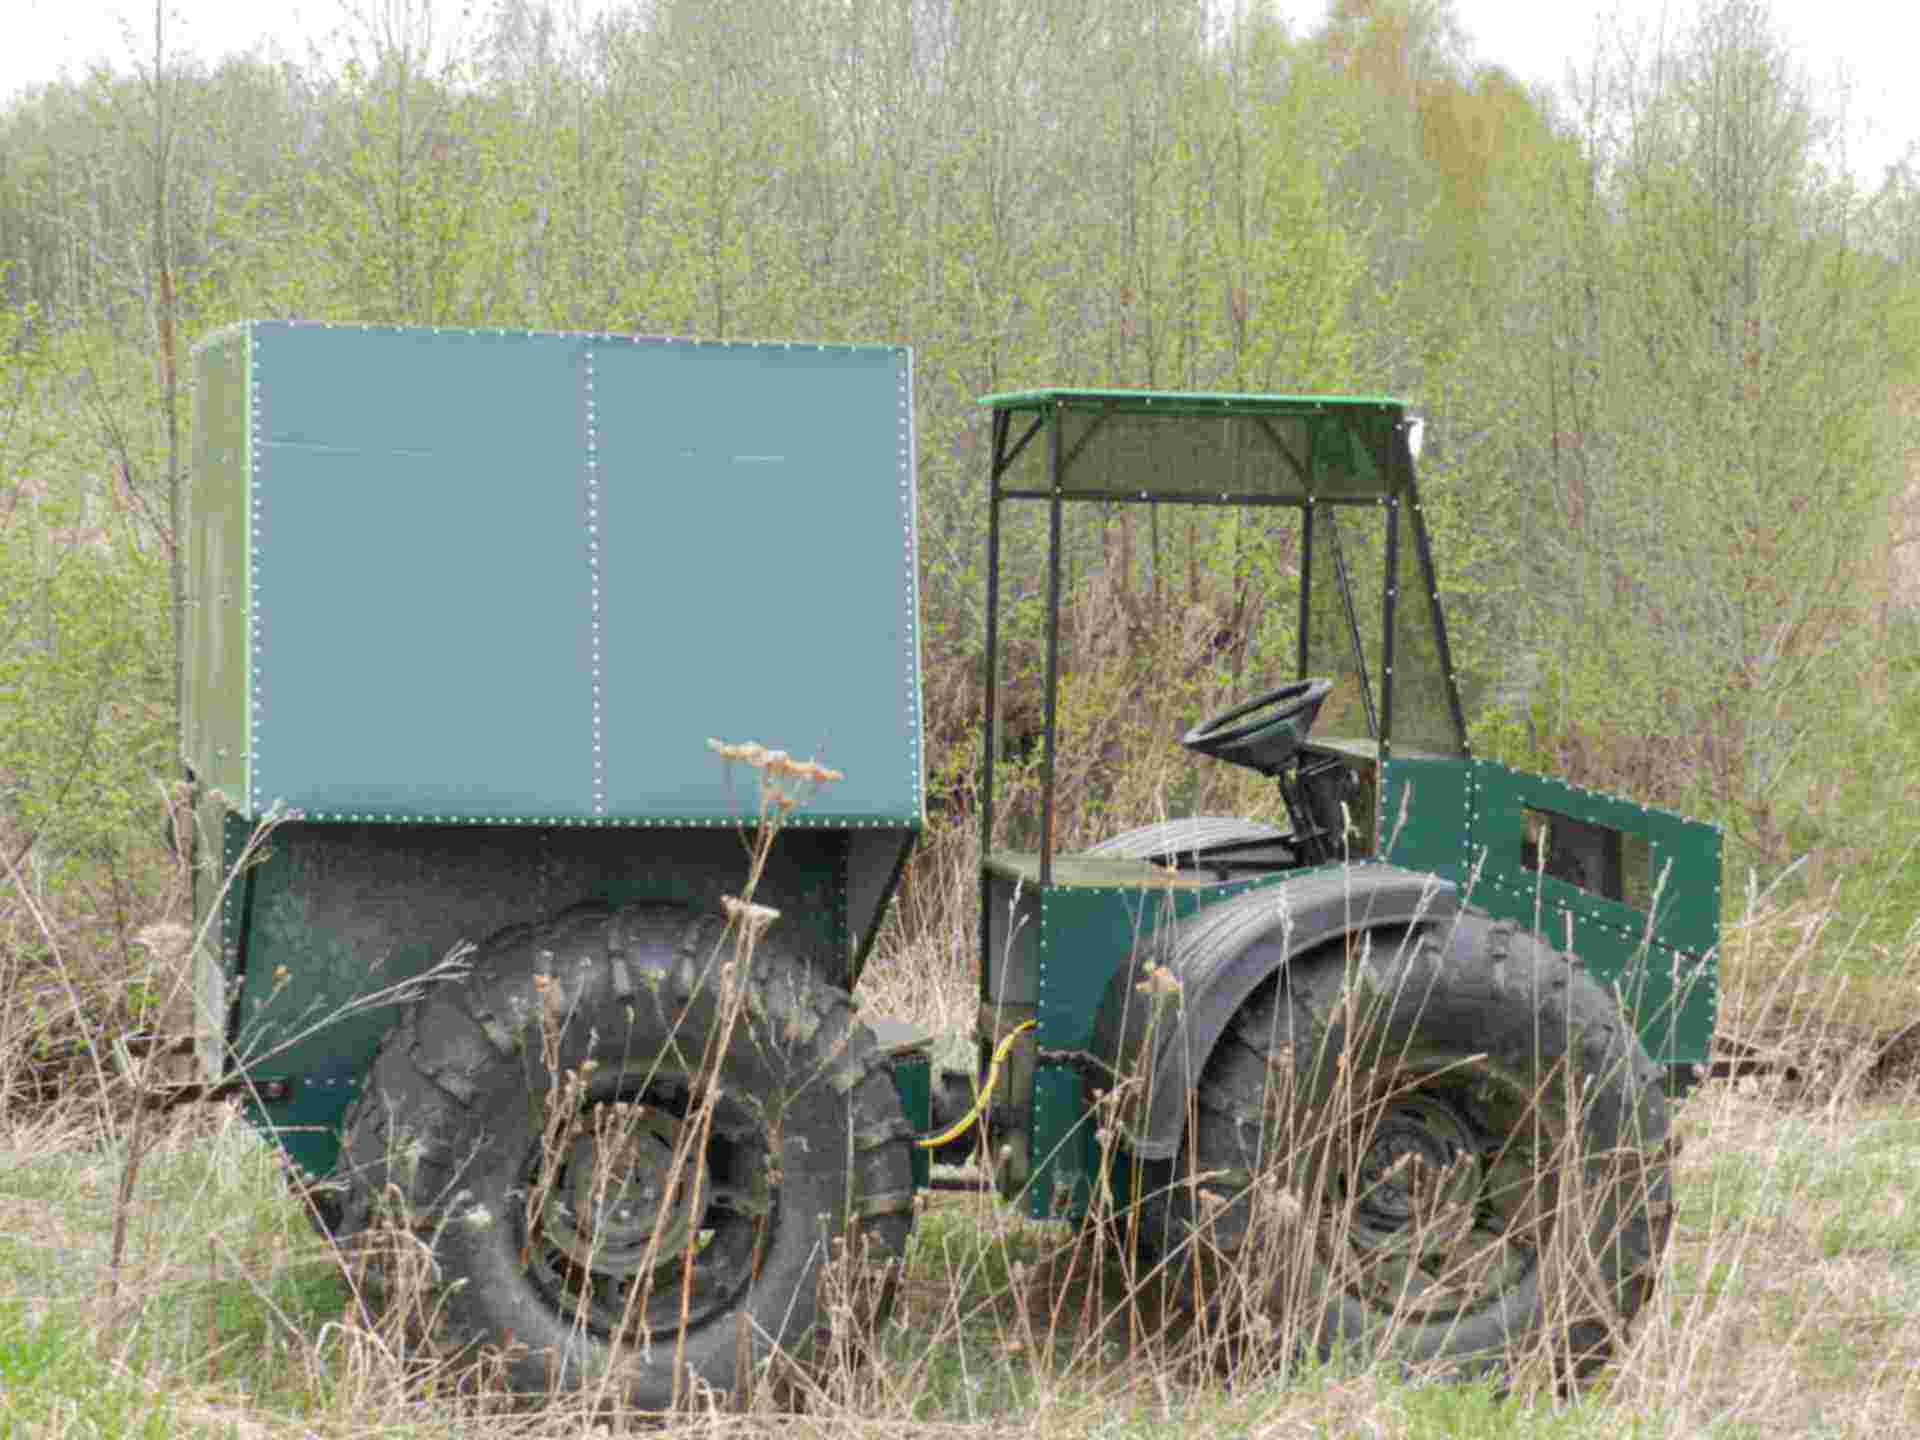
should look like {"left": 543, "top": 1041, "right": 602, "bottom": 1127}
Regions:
{"left": 1326, "top": 1062, "right": 1554, "bottom": 1323}
{"left": 521, "top": 1081, "right": 772, "bottom": 1340}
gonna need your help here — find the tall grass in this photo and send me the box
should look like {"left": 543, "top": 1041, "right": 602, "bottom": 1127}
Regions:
{"left": 3, "top": 986, "right": 1914, "bottom": 1438}
{"left": 2, "top": 714, "right": 1919, "bottom": 1434}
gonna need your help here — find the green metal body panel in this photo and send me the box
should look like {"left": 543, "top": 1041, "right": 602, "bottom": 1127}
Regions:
{"left": 983, "top": 857, "right": 1294, "bottom": 1221}
{"left": 1032, "top": 1065, "right": 1095, "bottom": 1220}
{"left": 988, "top": 755, "right": 1718, "bottom": 1224}
{"left": 1380, "top": 753, "right": 1720, "bottom": 1067}
{"left": 210, "top": 810, "right": 912, "bottom": 1181}
{"left": 184, "top": 322, "right": 923, "bottom": 826}
{"left": 886, "top": 1053, "right": 933, "bottom": 1195}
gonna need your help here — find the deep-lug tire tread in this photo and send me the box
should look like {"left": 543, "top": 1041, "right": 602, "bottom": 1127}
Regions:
{"left": 334, "top": 901, "right": 914, "bottom": 1405}
{"left": 1139, "top": 910, "right": 1672, "bottom": 1375}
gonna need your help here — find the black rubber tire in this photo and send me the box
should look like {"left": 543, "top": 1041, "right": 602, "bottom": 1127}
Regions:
{"left": 335, "top": 902, "right": 915, "bottom": 1406}
{"left": 1140, "top": 912, "right": 1672, "bottom": 1377}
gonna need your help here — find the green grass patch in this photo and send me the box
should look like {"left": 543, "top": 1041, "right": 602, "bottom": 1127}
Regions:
{"left": 906, "top": 1200, "right": 1055, "bottom": 1302}
{"left": 1687, "top": 1110, "right": 1920, "bottom": 1259}
{"left": 1391, "top": 1382, "right": 1624, "bottom": 1438}
{"left": 0, "top": 1232, "right": 73, "bottom": 1297}
{"left": 0, "top": 1301, "right": 176, "bottom": 1438}
{"left": 0, "top": 1118, "right": 363, "bottom": 1428}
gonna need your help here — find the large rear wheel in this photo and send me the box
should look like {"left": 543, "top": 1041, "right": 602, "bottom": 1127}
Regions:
{"left": 337, "top": 903, "right": 915, "bottom": 1405}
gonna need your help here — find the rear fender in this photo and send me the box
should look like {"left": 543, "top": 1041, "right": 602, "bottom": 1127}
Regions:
{"left": 1089, "top": 862, "right": 1458, "bottom": 1161}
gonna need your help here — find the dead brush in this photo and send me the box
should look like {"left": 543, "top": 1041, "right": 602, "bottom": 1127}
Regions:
{"left": 1069, "top": 904, "right": 1686, "bottom": 1398}
{"left": 1715, "top": 872, "right": 1920, "bottom": 1105}
{"left": 319, "top": 1196, "right": 486, "bottom": 1418}
{"left": 0, "top": 774, "right": 213, "bottom": 1126}
{"left": 1488, "top": 1059, "right": 1669, "bottom": 1392}
{"left": 801, "top": 1214, "right": 911, "bottom": 1414}
{"left": 1579, "top": 884, "right": 1920, "bottom": 1434}
{"left": 315, "top": 740, "right": 907, "bottom": 1422}
{"left": 0, "top": 848, "right": 187, "bottom": 1129}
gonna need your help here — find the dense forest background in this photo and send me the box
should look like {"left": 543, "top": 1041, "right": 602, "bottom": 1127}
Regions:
{"left": 4, "top": 0, "right": 1919, "bottom": 992}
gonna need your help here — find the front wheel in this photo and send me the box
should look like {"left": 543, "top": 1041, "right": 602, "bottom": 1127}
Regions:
{"left": 1142, "top": 913, "right": 1672, "bottom": 1377}
{"left": 336, "top": 903, "right": 915, "bottom": 1405}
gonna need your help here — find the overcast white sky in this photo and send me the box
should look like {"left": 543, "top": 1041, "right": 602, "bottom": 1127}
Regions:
{"left": 5, "top": 0, "right": 1916, "bottom": 180}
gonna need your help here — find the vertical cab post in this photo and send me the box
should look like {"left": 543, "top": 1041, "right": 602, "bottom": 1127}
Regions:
{"left": 1039, "top": 404, "right": 1065, "bottom": 886}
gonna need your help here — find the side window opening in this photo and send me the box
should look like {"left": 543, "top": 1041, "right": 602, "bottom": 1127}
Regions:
{"left": 1520, "top": 806, "right": 1653, "bottom": 911}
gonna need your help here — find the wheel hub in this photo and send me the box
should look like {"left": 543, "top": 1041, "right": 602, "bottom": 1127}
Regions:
{"left": 522, "top": 1081, "right": 772, "bottom": 1343}
{"left": 1335, "top": 1077, "right": 1541, "bottom": 1320}
{"left": 1354, "top": 1096, "right": 1481, "bottom": 1233}
{"left": 546, "top": 1104, "right": 701, "bottom": 1276}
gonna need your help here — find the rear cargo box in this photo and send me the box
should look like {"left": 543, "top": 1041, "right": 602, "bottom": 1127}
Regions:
{"left": 185, "top": 322, "right": 923, "bottom": 826}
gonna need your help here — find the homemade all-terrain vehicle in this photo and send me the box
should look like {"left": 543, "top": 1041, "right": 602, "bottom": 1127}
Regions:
{"left": 183, "top": 323, "right": 1719, "bottom": 1404}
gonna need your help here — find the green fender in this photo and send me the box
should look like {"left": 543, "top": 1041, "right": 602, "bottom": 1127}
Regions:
{"left": 1089, "top": 862, "right": 1460, "bottom": 1162}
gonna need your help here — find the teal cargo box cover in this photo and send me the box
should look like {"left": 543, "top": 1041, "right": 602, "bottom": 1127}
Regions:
{"left": 185, "top": 322, "right": 923, "bottom": 826}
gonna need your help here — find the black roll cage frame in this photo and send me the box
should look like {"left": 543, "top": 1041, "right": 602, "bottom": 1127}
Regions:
{"left": 975, "top": 393, "right": 1469, "bottom": 917}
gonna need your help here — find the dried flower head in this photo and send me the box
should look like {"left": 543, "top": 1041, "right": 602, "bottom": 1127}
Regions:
{"left": 1135, "top": 962, "right": 1181, "bottom": 997}
{"left": 709, "top": 737, "right": 845, "bottom": 787}
{"left": 722, "top": 895, "right": 783, "bottom": 928}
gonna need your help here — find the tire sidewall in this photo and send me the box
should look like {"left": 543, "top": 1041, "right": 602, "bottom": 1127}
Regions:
{"left": 353, "top": 915, "right": 869, "bottom": 1406}
{"left": 1288, "top": 916, "right": 1669, "bottom": 1368}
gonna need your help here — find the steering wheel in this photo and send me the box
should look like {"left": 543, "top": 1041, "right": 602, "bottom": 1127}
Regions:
{"left": 1181, "top": 678, "right": 1334, "bottom": 772}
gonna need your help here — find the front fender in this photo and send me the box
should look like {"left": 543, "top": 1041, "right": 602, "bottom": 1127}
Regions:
{"left": 1089, "top": 862, "right": 1459, "bottom": 1161}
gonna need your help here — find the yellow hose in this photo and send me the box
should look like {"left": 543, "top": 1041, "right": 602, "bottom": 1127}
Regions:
{"left": 915, "top": 1019, "right": 1035, "bottom": 1150}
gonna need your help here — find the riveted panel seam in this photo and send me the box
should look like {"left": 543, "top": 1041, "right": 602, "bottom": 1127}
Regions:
{"left": 897, "top": 348, "right": 924, "bottom": 818}
{"left": 583, "top": 345, "right": 605, "bottom": 817}
{"left": 246, "top": 323, "right": 262, "bottom": 815}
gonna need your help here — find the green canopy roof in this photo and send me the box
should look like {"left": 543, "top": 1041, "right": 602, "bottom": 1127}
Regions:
{"left": 980, "top": 388, "right": 1412, "bottom": 505}
{"left": 979, "top": 387, "right": 1405, "bottom": 416}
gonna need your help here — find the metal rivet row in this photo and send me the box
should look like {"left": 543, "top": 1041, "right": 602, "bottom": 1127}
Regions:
{"left": 248, "top": 325, "right": 264, "bottom": 814}
{"left": 584, "top": 348, "right": 606, "bottom": 817}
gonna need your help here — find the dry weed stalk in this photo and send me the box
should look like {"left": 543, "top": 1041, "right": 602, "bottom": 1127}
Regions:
{"left": 326, "top": 738, "right": 883, "bottom": 1420}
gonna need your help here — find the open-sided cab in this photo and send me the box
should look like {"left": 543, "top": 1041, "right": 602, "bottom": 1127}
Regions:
{"left": 973, "top": 389, "right": 1720, "bottom": 1213}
